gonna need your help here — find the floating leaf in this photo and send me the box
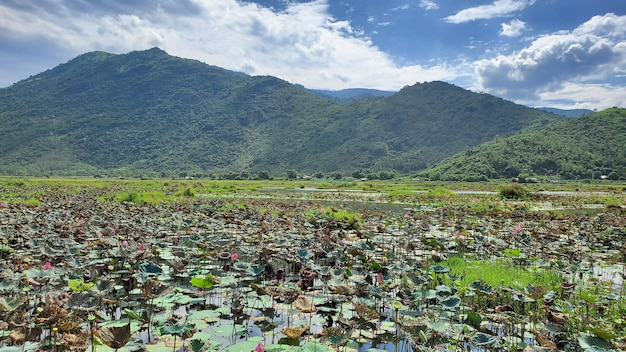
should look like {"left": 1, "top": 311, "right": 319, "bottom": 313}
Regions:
{"left": 471, "top": 332, "right": 498, "bottom": 346}
{"left": 191, "top": 274, "right": 214, "bottom": 289}
{"left": 68, "top": 278, "right": 95, "bottom": 292}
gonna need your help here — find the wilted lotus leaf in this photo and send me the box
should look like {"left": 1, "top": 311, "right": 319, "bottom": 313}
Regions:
{"left": 524, "top": 284, "right": 547, "bottom": 300}
{"left": 279, "top": 289, "right": 300, "bottom": 304}
{"left": 67, "top": 292, "right": 100, "bottom": 310}
{"left": 141, "top": 278, "right": 172, "bottom": 299}
{"left": 294, "top": 295, "right": 315, "bottom": 313}
{"left": 57, "top": 314, "right": 83, "bottom": 332}
{"left": 9, "top": 329, "right": 26, "bottom": 344}
{"left": 95, "top": 323, "right": 132, "bottom": 349}
{"left": 60, "top": 331, "right": 91, "bottom": 351}
{"left": 34, "top": 303, "right": 67, "bottom": 325}
{"left": 321, "top": 326, "right": 350, "bottom": 346}
{"left": 329, "top": 285, "right": 355, "bottom": 296}
{"left": 354, "top": 302, "right": 378, "bottom": 321}
{"left": 282, "top": 325, "right": 309, "bottom": 339}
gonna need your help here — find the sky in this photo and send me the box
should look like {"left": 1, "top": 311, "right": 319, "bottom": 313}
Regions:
{"left": 1, "top": 0, "right": 625, "bottom": 110}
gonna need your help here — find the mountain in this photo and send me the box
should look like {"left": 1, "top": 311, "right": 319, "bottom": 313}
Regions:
{"left": 418, "top": 107, "right": 626, "bottom": 181}
{"left": 0, "top": 48, "right": 564, "bottom": 177}
{"left": 309, "top": 88, "right": 396, "bottom": 102}
{"left": 537, "top": 107, "right": 593, "bottom": 118}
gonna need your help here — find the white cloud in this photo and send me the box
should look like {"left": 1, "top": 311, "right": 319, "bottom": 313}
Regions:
{"left": 474, "top": 13, "right": 626, "bottom": 110}
{"left": 419, "top": 1, "right": 439, "bottom": 11}
{"left": 535, "top": 82, "right": 626, "bottom": 110}
{"left": 444, "top": 0, "right": 536, "bottom": 24}
{"left": 392, "top": 4, "right": 410, "bottom": 11}
{"left": 0, "top": 0, "right": 461, "bottom": 90}
{"left": 500, "top": 19, "right": 527, "bottom": 37}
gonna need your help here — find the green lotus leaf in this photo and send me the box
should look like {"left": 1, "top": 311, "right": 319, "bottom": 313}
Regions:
{"left": 391, "top": 300, "right": 404, "bottom": 310}
{"left": 300, "top": 341, "right": 333, "bottom": 352}
{"left": 464, "top": 311, "right": 482, "bottom": 328}
{"left": 297, "top": 248, "right": 314, "bottom": 260}
{"left": 429, "top": 265, "right": 450, "bottom": 273}
{"left": 577, "top": 333, "right": 613, "bottom": 351}
{"left": 213, "top": 323, "right": 246, "bottom": 337}
{"left": 468, "top": 280, "right": 493, "bottom": 295}
{"left": 189, "top": 339, "right": 206, "bottom": 352}
{"left": 191, "top": 274, "right": 215, "bottom": 289}
{"left": 0, "top": 297, "right": 23, "bottom": 312}
{"left": 440, "top": 296, "right": 461, "bottom": 310}
{"left": 68, "top": 278, "right": 95, "bottom": 292}
{"left": 160, "top": 321, "right": 194, "bottom": 336}
{"left": 139, "top": 261, "right": 163, "bottom": 275}
{"left": 472, "top": 332, "right": 497, "bottom": 346}
{"left": 247, "top": 264, "right": 266, "bottom": 276}
{"left": 0, "top": 341, "right": 39, "bottom": 351}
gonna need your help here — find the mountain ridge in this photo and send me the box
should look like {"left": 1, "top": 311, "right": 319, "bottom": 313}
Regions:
{"left": 0, "top": 48, "right": 569, "bottom": 177}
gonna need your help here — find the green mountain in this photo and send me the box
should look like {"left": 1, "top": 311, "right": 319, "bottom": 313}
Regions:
{"left": 0, "top": 48, "right": 563, "bottom": 177}
{"left": 418, "top": 107, "right": 626, "bottom": 181}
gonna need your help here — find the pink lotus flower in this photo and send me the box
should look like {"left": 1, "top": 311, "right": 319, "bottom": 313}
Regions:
{"left": 138, "top": 244, "right": 146, "bottom": 251}
{"left": 513, "top": 224, "right": 522, "bottom": 234}
{"left": 254, "top": 342, "right": 264, "bottom": 352}
{"left": 231, "top": 252, "right": 239, "bottom": 260}
{"left": 122, "top": 240, "right": 128, "bottom": 247}
{"left": 376, "top": 272, "right": 384, "bottom": 284}
{"left": 42, "top": 261, "right": 52, "bottom": 270}
{"left": 455, "top": 230, "right": 460, "bottom": 236}
{"left": 404, "top": 213, "right": 410, "bottom": 218}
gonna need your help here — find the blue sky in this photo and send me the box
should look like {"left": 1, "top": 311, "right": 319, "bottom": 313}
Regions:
{"left": 1, "top": 0, "right": 625, "bottom": 109}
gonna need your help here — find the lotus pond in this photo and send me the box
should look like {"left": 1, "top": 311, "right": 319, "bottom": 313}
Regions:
{"left": 0, "top": 179, "right": 624, "bottom": 351}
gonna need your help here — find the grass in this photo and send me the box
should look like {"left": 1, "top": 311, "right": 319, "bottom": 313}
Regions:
{"left": 442, "top": 255, "right": 562, "bottom": 289}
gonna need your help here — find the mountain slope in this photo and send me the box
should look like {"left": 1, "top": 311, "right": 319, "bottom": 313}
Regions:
{"left": 418, "top": 108, "right": 626, "bottom": 180}
{"left": 0, "top": 48, "right": 564, "bottom": 177}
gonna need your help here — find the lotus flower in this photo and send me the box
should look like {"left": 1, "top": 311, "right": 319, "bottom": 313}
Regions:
{"left": 231, "top": 252, "right": 239, "bottom": 260}
{"left": 42, "top": 261, "right": 52, "bottom": 270}
{"left": 513, "top": 224, "right": 522, "bottom": 234}
{"left": 254, "top": 342, "right": 264, "bottom": 352}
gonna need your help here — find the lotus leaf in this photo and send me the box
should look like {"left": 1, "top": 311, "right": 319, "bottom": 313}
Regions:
{"left": 282, "top": 325, "right": 309, "bottom": 339}
{"left": 191, "top": 274, "right": 215, "bottom": 289}
{"left": 471, "top": 332, "right": 497, "bottom": 346}
{"left": 95, "top": 323, "right": 132, "bottom": 349}
{"left": 577, "top": 333, "right": 614, "bottom": 351}
{"left": 439, "top": 296, "right": 461, "bottom": 310}
{"left": 467, "top": 280, "right": 493, "bottom": 295}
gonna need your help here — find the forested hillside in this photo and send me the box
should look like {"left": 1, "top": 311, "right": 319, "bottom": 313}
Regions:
{"left": 0, "top": 48, "right": 565, "bottom": 177}
{"left": 419, "top": 107, "right": 626, "bottom": 181}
